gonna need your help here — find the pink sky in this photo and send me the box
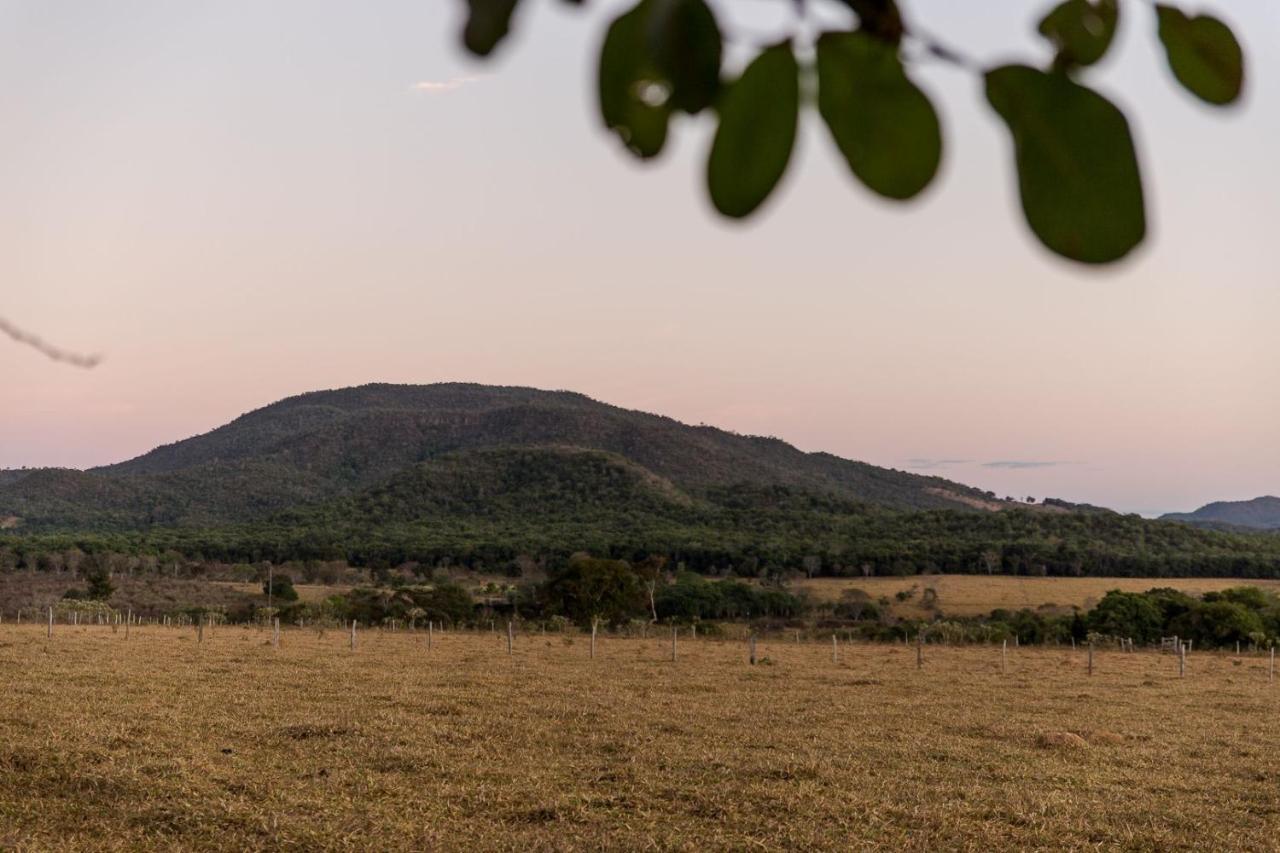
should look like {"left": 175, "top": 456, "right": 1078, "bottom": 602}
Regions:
{"left": 2, "top": 1, "right": 1277, "bottom": 516}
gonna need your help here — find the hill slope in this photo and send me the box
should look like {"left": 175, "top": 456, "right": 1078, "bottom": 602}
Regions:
{"left": 0, "top": 383, "right": 1004, "bottom": 530}
{"left": 1162, "top": 497, "right": 1280, "bottom": 531}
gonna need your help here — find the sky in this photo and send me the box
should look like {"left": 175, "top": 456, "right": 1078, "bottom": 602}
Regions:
{"left": 1, "top": 0, "right": 1277, "bottom": 517}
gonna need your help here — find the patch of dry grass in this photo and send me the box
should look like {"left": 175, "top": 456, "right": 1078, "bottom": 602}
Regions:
{"left": 2, "top": 624, "right": 1279, "bottom": 850}
{"left": 794, "top": 575, "right": 1280, "bottom": 618}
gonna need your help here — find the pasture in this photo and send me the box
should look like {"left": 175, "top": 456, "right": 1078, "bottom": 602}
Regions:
{"left": 2, "top": 623, "right": 1279, "bottom": 850}
{"left": 793, "top": 574, "right": 1280, "bottom": 619}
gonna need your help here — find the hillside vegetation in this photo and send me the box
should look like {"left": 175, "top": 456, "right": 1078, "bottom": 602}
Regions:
{"left": 1162, "top": 496, "right": 1280, "bottom": 530}
{"left": 3, "top": 384, "right": 1280, "bottom": 578}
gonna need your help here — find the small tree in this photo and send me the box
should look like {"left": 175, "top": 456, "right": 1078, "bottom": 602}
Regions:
{"left": 263, "top": 574, "right": 299, "bottom": 602}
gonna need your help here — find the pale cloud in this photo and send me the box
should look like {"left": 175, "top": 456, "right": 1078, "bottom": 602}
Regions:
{"left": 982, "top": 460, "right": 1072, "bottom": 470}
{"left": 905, "top": 458, "right": 970, "bottom": 470}
{"left": 410, "top": 75, "right": 484, "bottom": 94}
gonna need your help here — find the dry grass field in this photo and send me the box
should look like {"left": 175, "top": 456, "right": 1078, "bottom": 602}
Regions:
{"left": 794, "top": 575, "right": 1280, "bottom": 619}
{"left": 3, "top": 624, "right": 1280, "bottom": 850}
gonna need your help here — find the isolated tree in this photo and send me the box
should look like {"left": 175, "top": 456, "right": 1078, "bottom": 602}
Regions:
{"left": 539, "top": 555, "right": 644, "bottom": 627}
{"left": 633, "top": 554, "right": 669, "bottom": 621}
{"left": 458, "top": 0, "right": 1244, "bottom": 264}
{"left": 84, "top": 567, "right": 116, "bottom": 601}
{"left": 263, "top": 574, "right": 300, "bottom": 602}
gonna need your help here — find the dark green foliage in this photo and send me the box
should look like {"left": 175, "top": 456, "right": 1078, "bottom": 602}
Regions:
{"left": 452, "top": 0, "right": 1245, "bottom": 265}
{"left": 1087, "top": 591, "right": 1165, "bottom": 642}
{"left": 343, "top": 581, "right": 476, "bottom": 626}
{"left": 85, "top": 567, "right": 115, "bottom": 601}
{"left": 707, "top": 42, "right": 798, "bottom": 218}
{"left": 539, "top": 555, "right": 643, "bottom": 627}
{"left": 264, "top": 574, "right": 298, "bottom": 602}
{"left": 1083, "top": 586, "right": 1280, "bottom": 648}
{"left": 461, "top": 0, "right": 519, "bottom": 57}
{"left": 654, "top": 572, "right": 805, "bottom": 622}
{"left": 985, "top": 66, "right": 1145, "bottom": 264}
{"left": 1156, "top": 5, "right": 1244, "bottom": 105}
{"left": 817, "top": 31, "right": 941, "bottom": 200}
{"left": 1039, "top": 0, "right": 1118, "bottom": 69}
{"left": 599, "top": 1, "right": 672, "bottom": 159}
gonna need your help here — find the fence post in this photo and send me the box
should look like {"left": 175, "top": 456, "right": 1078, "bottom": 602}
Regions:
{"left": 197, "top": 621, "right": 204, "bottom": 644}
{"left": 1270, "top": 646, "right": 1275, "bottom": 683}
{"left": 273, "top": 617, "right": 280, "bottom": 649}
{"left": 47, "top": 607, "right": 52, "bottom": 639}
{"left": 1179, "top": 642, "right": 1186, "bottom": 678}
{"left": 350, "top": 620, "right": 357, "bottom": 651}
{"left": 1002, "top": 639, "right": 1007, "bottom": 675}
{"left": 916, "top": 632, "right": 923, "bottom": 669}
{"left": 671, "top": 626, "right": 678, "bottom": 662}
{"left": 1087, "top": 641, "right": 1093, "bottom": 676}
{"left": 832, "top": 634, "right": 838, "bottom": 664}
{"left": 507, "top": 621, "right": 514, "bottom": 656}
{"left": 591, "top": 619, "right": 597, "bottom": 660}
{"left": 428, "top": 621, "right": 433, "bottom": 651}
{"left": 749, "top": 634, "right": 757, "bottom": 666}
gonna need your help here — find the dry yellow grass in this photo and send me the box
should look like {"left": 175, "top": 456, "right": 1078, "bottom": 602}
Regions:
{"left": 794, "top": 575, "right": 1280, "bottom": 619}
{"left": 215, "top": 581, "right": 350, "bottom": 605}
{"left": 2, "top": 625, "right": 1279, "bottom": 850}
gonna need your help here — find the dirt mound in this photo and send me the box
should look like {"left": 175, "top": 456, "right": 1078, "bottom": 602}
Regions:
{"left": 1037, "top": 731, "right": 1089, "bottom": 749}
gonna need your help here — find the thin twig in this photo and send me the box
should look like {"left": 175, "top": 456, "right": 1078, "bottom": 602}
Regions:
{"left": 0, "top": 315, "right": 101, "bottom": 368}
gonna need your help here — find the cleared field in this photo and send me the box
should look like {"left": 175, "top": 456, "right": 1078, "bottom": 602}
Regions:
{"left": 2, "top": 625, "right": 1279, "bottom": 849}
{"left": 215, "top": 581, "right": 350, "bottom": 605}
{"left": 794, "top": 575, "right": 1280, "bottom": 619}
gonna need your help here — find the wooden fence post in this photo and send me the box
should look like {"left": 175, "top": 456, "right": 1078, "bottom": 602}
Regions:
{"left": 507, "top": 621, "right": 514, "bottom": 656}
{"left": 1179, "top": 642, "right": 1186, "bottom": 678}
{"left": 916, "top": 632, "right": 923, "bottom": 669}
{"left": 1270, "top": 646, "right": 1274, "bottom": 683}
{"left": 832, "top": 634, "right": 838, "bottom": 664}
{"left": 671, "top": 625, "right": 678, "bottom": 662}
{"left": 350, "top": 620, "right": 357, "bottom": 651}
{"left": 428, "top": 621, "right": 433, "bottom": 651}
{"left": 1087, "top": 641, "right": 1093, "bottom": 676}
{"left": 197, "top": 621, "right": 204, "bottom": 644}
{"left": 591, "top": 619, "right": 597, "bottom": 660}
{"left": 273, "top": 617, "right": 280, "bottom": 649}
{"left": 47, "top": 607, "right": 52, "bottom": 639}
{"left": 749, "top": 634, "right": 757, "bottom": 666}
{"left": 1002, "top": 639, "right": 1007, "bottom": 675}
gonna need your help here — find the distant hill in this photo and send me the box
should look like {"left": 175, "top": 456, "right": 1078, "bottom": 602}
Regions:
{"left": 1162, "top": 497, "right": 1280, "bottom": 531}
{"left": 4, "top": 384, "right": 1280, "bottom": 578}
{"left": 0, "top": 383, "right": 1008, "bottom": 530}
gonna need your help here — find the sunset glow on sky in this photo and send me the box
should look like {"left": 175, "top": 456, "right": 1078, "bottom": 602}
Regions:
{"left": 2, "top": 1, "right": 1277, "bottom": 516}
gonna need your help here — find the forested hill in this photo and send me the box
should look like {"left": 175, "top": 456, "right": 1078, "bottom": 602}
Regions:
{"left": 0, "top": 383, "right": 1006, "bottom": 529}
{"left": 1161, "top": 497, "right": 1280, "bottom": 531}
{"left": 5, "top": 383, "right": 1280, "bottom": 578}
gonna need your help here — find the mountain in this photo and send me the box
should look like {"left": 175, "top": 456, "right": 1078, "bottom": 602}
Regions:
{"left": 1162, "top": 497, "right": 1280, "bottom": 531}
{"left": 0, "top": 383, "right": 1010, "bottom": 531}
{"left": 5, "top": 384, "right": 1280, "bottom": 578}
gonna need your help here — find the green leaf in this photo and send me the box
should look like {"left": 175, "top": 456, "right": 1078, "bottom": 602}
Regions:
{"left": 462, "top": 0, "right": 520, "bottom": 57}
{"left": 816, "top": 31, "right": 941, "bottom": 201}
{"left": 598, "top": 1, "right": 670, "bottom": 159}
{"left": 1156, "top": 5, "right": 1244, "bottom": 106}
{"left": 707, "top": 43, "right": 799, "bottom": 219}
{"left": 647, "top": 0, "right": 722, "bottom": 114}
{"left": 1038, "top": 0, "right": 1118, "bottom": 68}
{"left": 985, "top": 65, "right": 1146, "bottom": 264}
{"left": 834, "top": 0, "right": 904, "bottom": 44}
